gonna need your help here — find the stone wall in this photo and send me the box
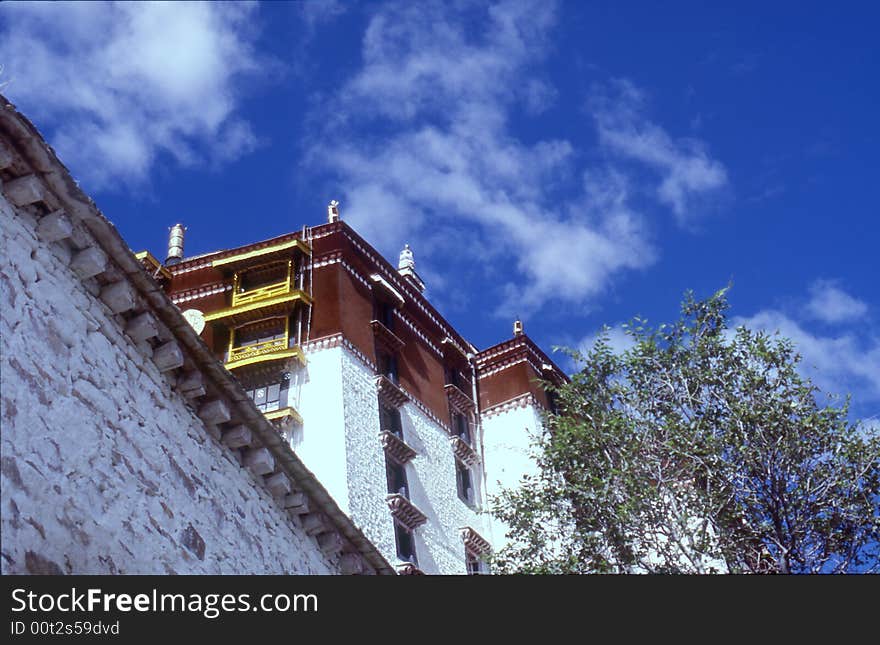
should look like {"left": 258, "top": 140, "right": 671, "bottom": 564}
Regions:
{"left": 0, "top": 100, "right": 392, "bottom": 575}
{"left": 0, "top": 194, "right": 346, "bottom": 574}
{"left": 339, "top": 346, "right": 398, "bottom": 564}
{"left": 403, "top": 393, "right": 487, "bottom": 575}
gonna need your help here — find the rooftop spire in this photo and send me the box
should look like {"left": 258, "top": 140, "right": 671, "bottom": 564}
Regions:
{"left": 398, "top": 244, "right": 415, "bottom": 271}
{"left": 513, "top": 318, "right": 523, "bottom": 336}
{"left": 397, "top": 243, "right": 425, "bottom": 293}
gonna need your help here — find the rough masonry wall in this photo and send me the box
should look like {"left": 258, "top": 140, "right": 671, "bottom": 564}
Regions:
{"left": 339, "top": 347, "right": 397, "bottom": 564}
{"left": 0, "top": 194, "right": 337, "bottom": 574}
{"left": 402, "top": 397, "right": 487, "bottom": 575}
{"left": 297, "top": 340, "right": 489, "bottom": 574}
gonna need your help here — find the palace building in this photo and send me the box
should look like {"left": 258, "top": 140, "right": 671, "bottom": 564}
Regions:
{"left": 143, "top": 204, "right": 567, "bottom": 575}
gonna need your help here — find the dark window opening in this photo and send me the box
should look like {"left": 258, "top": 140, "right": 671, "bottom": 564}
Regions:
{"left": 377, "top": 351, "right": 399, "bottom": 384}
{"left": 380, "top": 403, "right": 403, "bottom": 438}
{"left": 386, "top": 457, "right": 409, "bottom": 498}
{"left": 546, "top": 388, "right": 559, "bottom": 415}
{"left": 395, "top": 522, "right": 417, "bottom": 565}
{"left": 238, "top": 261, "right": 287, "bottom": 292}
{"left": 444, "top": 366, "right": 465, "bottom": 390}
{"left": 233, "top": 318, "right": 286, "bottom": 349}
{"left": 456, "top": 460, "right": 474, "bottom": 506}
{"left": 452, "top": 412, "right": 470, "bottom": 445}
{"left": 375, "top": 300, "right": 396, "bottom": 331}
{"left": 466, "top": 551, "right": 488, "bottom": 575}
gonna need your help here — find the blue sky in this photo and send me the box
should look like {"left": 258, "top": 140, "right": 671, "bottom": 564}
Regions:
{"left": 1, "top": 0, "right": 877, "bottom": 422}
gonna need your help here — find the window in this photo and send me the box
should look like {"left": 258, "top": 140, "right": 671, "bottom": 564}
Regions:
{"left": 246, "top": 374, "right": 288, "bottom": 412}
{"left": 380, "top": 403, "right": 403, "bottom": 438}
{"left": 546, "top": 388, "right": 559, "bottom": 415}
{"left": 266, "top": 383, "right": 281, "bottom": 412}
{"left": 238, "top": 261, "right": 287, "bottom": 292}
{"left": 452, "top": 412, "right": 470, "bottom": 445}
{"left": 456, "top": 460, "right": 474, "bottom": 506}
{"left": 377, "top": 351, "right": 399, "bottom": 384}
{"left": 248, "top": 385, "right": 276, "bottom": 411}
{"left": 466, "top": 551, "right": 489, "bottom": 575}
{"left": 394, "top": 522, "right": 417, "bottom": 565}
{"left": 376, "top": 300, "right": 396, "bottom": 330}
{"left": 386, "top": 457, "right": 409, "bottom": 498}
{"left": 230, "top": 318, "right": 287, "bottom": 360}
{"left": 236, "top": 324, "right": 285, "bottom": 347}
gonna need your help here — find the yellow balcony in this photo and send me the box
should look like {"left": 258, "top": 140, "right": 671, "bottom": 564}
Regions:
{"left": 232, "top": 280, "right": 293, "bottom": 307}
{"left": 204, "top": 288, "right": 312, "bottom": 327}
{"left": 226, "top": 340, "right": 306, "bottom": 371}
{"left": 206, "top": 251, "right": 313, "bottom": 327}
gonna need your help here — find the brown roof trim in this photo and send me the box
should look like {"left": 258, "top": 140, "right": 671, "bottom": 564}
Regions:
{"left": 312, "top": 220, "right": 479, "bottom": 356}
{"left": 476, "top": 334, "right": 569, "bottom": 384}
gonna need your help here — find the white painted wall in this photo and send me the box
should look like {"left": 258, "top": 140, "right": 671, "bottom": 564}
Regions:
{"left": 296, "top": 345, "right": 350, "bottom": 512}
{"left": 480, "top": 402, "right": 545, "bottom": 549}
{"left": 0, "top": 194, "right": 341, "bottom": 574}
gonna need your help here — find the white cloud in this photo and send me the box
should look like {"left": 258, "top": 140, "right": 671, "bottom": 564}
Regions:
{"left": 591, "top": 79, "right": 728, "bottom": 222}
{"left": 804, "top": 279, "right": 869, "bottom": 324}
{"left": 566, "top": 283, "right": 879, "bottom": 415}
{"left": 306, "top": 0, "right": 724, "bottom": 313}
{"left": 577, "top": 325, "right": 637, "bottom": 357}
{"left": 0, "top": 1, "right": 265, "bottom": 189}
{"left": 733, "top": 308, "right": 880, "bottom": 407}
{"left": 563, "top": 294, "right": 880, "bottom": 411}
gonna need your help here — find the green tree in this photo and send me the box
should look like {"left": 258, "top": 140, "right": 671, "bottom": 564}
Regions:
{"left": 490, "top": 290, "right": 880, "bottom": 574}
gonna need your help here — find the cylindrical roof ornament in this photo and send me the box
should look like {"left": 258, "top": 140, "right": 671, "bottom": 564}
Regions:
{"left": 166, "top": 223, "right": 185, "bottom": 266}
{"left": 513, "top": 318, "right": 523, "bottom": 336}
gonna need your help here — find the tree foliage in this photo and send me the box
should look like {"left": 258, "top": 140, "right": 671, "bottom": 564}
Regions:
{"left": 490, "top": 290, "right": 880, "bottom": 574}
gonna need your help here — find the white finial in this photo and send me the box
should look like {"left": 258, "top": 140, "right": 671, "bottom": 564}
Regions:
{"left": 328, "top": 200, "right": 340, "bottom": 223}
{"left": 398, "top": 243, "right": 415, "bottom": 271}
{"left": 397, "top": 243, "right": 425, "bottom": 293}
{"left": 513, "top": 318, "right": 523, "bottom": 336}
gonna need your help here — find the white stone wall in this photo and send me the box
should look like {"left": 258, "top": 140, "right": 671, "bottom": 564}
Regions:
{"left": 339, "top": 347, "right": 397, "bottom": 564}
{"left": 297, "top": 340, "right": 489, "bottom": 574}
{"left": 0, "top": 194, "right": 338, "bottom": 575}
{"left": 402, "top": 399, "right": 487, "bottom": 574}
{"left": 480, "top": 402, "right": 545, "bottom": 549}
